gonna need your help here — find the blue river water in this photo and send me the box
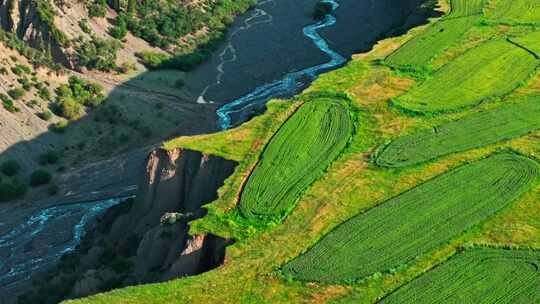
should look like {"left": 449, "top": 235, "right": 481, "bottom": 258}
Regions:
{"left": 0, "top": 198, "right": 125, "bottom": 289}
{"left": 216, "top": 0, "right": 346, "bottom": 129}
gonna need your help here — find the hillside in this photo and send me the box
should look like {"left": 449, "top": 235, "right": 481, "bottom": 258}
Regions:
{"left": 47, "top": 0, "right": 540, "bottom": 303}
{"left": 0, "top": 0, "right": 253, "bottom": 203}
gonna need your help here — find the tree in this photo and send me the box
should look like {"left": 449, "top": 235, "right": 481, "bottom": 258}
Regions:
{"left": 1, "top": 160, "right": 21, "bottom": 176}
{"left": 30, "top": 169, "right": 52, "bottom": 187}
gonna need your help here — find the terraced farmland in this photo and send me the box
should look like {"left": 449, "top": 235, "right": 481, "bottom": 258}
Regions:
{"left": 385, "top": 16, "right": 479, "bottom": 68}
{"left": 380, "top": 248, "right": 540, "bottom": 303}
{"left": 393, "top": 40, "right": 539, "bottom": 114}
{"left": 375, "top": 97, "right": 540, "bottom": 168}
{"left": 511, "top": 31, "right": 540, "bottom": 58}
{"left": 238, "top": 98, "right": 354, "bottom": 220}
{"left": 448, "top": 0, "right": 485, "bottom": 17}
{"left": 486, "top": 0, "right": 540, "bottom": 25}
{"left": 282, "top": 152, "right": 539, "bottom": 282}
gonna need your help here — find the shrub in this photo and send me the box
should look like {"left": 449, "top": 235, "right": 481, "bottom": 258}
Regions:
{"left": 51, "top": 120, "right": 69, "bottom": 133}
{"left": 110, "top": 14, "right": 128, "bottom": 39}
{"left": 30, "top": 169, "right": 52, "bottom": 187}
{"left": 38, "top": 151, "right": 61, "bottom": 165}
{"left": 136, "top": 51, "right": 169, "bottom": 69}
{"left": 88, "top": 0, "right": 107, "bottom": 18}
{"left": 1, "top": 95, "right": 20, "bottom": 113}
{"left": 8, "top": 88, "right": 25, "bottom": 100}
{"left": 79, "top": 19, "right": 92, "bottom": 34}
{"left": 1, "top": 160, "right": 21, "bottom": 176}
{"left": 0, "top": 179, "right": 27, "bottom": 202}
{"left": 38, "top": 110, "right": 53, "bottom": 121}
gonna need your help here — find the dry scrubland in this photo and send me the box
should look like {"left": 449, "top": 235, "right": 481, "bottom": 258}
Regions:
{"left": 67, "top": 0, "right": 540, "bottom": 303}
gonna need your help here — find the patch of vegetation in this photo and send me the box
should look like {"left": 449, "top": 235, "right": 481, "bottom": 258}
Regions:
{"left": 380, "top": 248, "right": 540, "bottom": 303}
{"left": 486, "top": 0, "right": 540, "bottom": 25}
{"left": 30, "top": 169, "right": 52, "bottom": 187}
{"left": 376, "top": 97, "right": 540, "bottom": 167}
{"left": 7, "top": 88, "right": 25, "bottom": 100}
{"left": 1, "top": 160, "right": 21, "bottom": 176}
{"left": 393, "top": 40, "right": 539, "bottom": 114}
{"left": 385, "top": 16, "right": 479, "bottom": 69}
{"left": 238, "top": 97, "right": 354, "bottom": 221}
{"left": 0, "top": 179, "right": 27, "bottom": 202}
{"left": 73, "top": 37, "right": 121, "bottom": 71}
{"left": 135, "top": 51, "right": 169, "bottom": 70}
{"left": 87, "top": 0, "right": 107, "bottom": 18}
{"left": 54, "top": 76, "right": 106, "bottom": 119}
{"left": 79, "top": 19, "right": 92, "bottom": 34}
{"left": 0, "top": 93, "right": 20, "bottom": 113}
{"left": 510, "top": 30, "right": 540, "bottom": 58}
{"left": 282, "top": 152, "right": 539, "bottom": 283}
{"left": 38, "top": 151, "right": 61, "bottom": 165}
{"left": 448, "top": 0, "right": 486, "bottom": 18}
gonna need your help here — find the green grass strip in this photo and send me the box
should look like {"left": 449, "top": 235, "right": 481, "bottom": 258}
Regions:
{"left": 238, "top": 97, "right": 354, "bottom": 220}
{"left": 380, "top": 248, "right": 540, "bottom": 303}
{"left": 448, "top": 0, "right": 485, "bottom": 17}
{"left": 375, "top": 97, "right": 540, "bottom": 168}
{"left": 511, "top": 31, "right": 540, "bottom": 58}
{"left": 393, "top": 40, "right": 538, "bottom": 114}
{"left": 486, "top": 0, "right": 540, "bottom": 25}
{"left": 282, "top": 152, "right": 539, "bottom": 283}
{"left": 385, "top": 16, "right": 480, "bottom": 69}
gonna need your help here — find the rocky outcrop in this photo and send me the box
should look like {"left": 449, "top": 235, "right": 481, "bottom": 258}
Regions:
{"left": 19, "top": 148, "right": 236, "bottom": 303}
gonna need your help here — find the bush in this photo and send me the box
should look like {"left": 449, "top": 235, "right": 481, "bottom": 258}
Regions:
{"left": 88, "top": 0, "right": 107, "bottom": 18}
{"left": 56, "top": 97, "right": 85, "bottom": 120}
{"left": 1, "top": 95, "right": 20, "bottom": 113}
{"left": 38, "top": 151, "right": 61, "bottom": 165}
{"left": 74, "top": 37, "right": 121, "bottom": 71}
{"left": 1, "top": 160, "right": 21, "bottom": 176}
{"left": 38, "top": 110, "right": 53, "bottom": 121}
{"left": 0, "top": 179, "right": 27, "bottom": 202}
{"left": 110, "top": 14, "right": 128, "bottom": 39}
{"left": 8, "top": 88, "right": 25, "bottom": 100}
{"left": 79, "top": 19, "right": 92, "bottom": 34}
{"left": 136, "top": 51, "right": 169, "bottom": 69}
{"left": 30, "top": 169, "right": 52, "bottom": 187}
{"left": 51, "top": 120, "right": 69, "bottom": 133}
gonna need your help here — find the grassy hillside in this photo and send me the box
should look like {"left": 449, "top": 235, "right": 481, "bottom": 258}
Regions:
{"left": 65, "top": 0, "right": 540, "bottom": 303}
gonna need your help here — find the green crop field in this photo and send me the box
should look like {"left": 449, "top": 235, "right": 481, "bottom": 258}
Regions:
{"left": 393, "top": 40, "right": 538, "bottom": 114}
{"left": 282, "top": 152, "right": 539, "bottom": 283}
{"left": 380, "top": 248, "right": 540, "bottom": 303}
{"left": 238, "top": 98, "right": 354, "bottom": 220}
{"left": 448, "top": 0, "right": 485, "bottom": 17}
{"left": 376, "top": 97, "right": 540, "bottom": 168}
{"left": 385, "top": 16, "right": 479, "bottom": 68}
{"left": 511, "top": 31, "right": 540, "bottom": 58}
{"left": 486, "top": 0, "right": 540, "bottom": 25}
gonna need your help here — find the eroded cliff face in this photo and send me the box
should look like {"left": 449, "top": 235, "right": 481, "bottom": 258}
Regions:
{"left": 0, "top": 0, "right": 70, "bottom": 65}
{"left": 19, "top": 148, "right": 236, "bottom": 303}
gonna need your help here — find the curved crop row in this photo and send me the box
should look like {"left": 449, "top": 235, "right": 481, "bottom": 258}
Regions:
{"left": 385, "top": 16, "right": 479, "bottom": 68}
{"left": 486, "top": 0, "right": 540, "bottom": 25}
{"left": 448, "top": 0, "right": 485, "bottom": 17}
{"left": 393, "top": 40, "right": 538, "bottom": 114}
{"left": 375, "top": 97, "right": 540, "bottom": 168}
{"left": 380, "top": 248, "right": 540, "bottom": 303}
{"left": 282, "top": 152, "right": 539, "bottom": 283}
{"left": 238, "top": 98, "right": 354, "bottom": 220}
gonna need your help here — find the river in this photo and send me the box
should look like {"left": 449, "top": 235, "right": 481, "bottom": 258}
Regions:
{"left": 0, "top": 0, "right": 434, "bottom": 298}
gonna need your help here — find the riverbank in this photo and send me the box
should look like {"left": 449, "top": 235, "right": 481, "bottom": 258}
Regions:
{"left": 0, "top": 0, "right": 437, "bottom": 300}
